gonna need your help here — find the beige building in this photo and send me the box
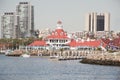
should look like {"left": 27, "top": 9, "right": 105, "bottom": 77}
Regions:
{"left": 85, "top": 12, "right": 110, "bottom": 33}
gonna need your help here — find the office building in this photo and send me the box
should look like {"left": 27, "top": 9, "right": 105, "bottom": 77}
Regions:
{"left": 85, "top": 12, "right": 110, "bottom": 33}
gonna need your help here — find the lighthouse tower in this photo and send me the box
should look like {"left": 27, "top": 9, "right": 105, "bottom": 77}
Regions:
{"left": 56, "top": 20, "right": 63, "bottom": 29}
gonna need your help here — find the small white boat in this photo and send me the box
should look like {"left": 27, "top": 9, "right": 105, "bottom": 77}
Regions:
{"left": 21, "top": 54, "right": 30, "bottom": 58}
{"left": 50, "top": 55, "right": 59, "bottom": 59}
{"left": 5, "top": 50, "right": 13, "bottom": 55}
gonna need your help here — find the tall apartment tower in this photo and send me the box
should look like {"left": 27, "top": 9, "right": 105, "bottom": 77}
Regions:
{"left": 16, "top": 2, "right": 34, "bottom": 38}
{"left": 1, "top": 12, "right": 17, "bottom": 38}
{"left": 85, "top": 12, "right": 110, "bottom": 33}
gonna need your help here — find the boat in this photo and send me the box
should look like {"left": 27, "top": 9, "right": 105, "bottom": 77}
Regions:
{"left": 21, "top": 54, "right": 30, "bottom": 58}
{"left": 50, "top": 55, "right": 59, "bottom": 59}
{"left": 5, "top": 50, "right": 13, "bottom": 55}
{"left": 0, "top": 49, "right": 12, "bottom": 54}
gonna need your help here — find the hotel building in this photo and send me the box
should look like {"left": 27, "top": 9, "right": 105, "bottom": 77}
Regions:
{"left": 46, "top": 21, "right": 70, "bottom": 49}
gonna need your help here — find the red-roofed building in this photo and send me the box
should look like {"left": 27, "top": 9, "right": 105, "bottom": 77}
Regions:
{"left": 101, "top": 38, "right": 110, "bottom": 47}
{"left": 108, "top": 37, "right": 120, "bottom": 50}
{"left": 29, "top": 40, "right": 47, "bottom": 46}
{"left": 28, "top": 40, "right": 47, "bottom": 50}
{"left": 68, "top": 39, "right": 102, "bottom": 50}
{"left": 68, "top": 39, "right": 77, "bottom": 47}
{"left": 46, "top": 21, "right": 70, "bottom": 49}
{"left": 27, "top": 21, "right": 114, "bottom": 51}
{"left": 112, "top": 37, "right": 120, "bottom": 47}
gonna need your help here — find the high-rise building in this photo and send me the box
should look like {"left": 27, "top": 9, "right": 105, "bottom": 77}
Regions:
{"left": 1, "top": 12, "right": 17, "bottom": 38}
{"left": 85, "top": 12, "right": 110, "bottom": 33}
{"left": 16, "top": 2, "right": 34, "bottom": 38}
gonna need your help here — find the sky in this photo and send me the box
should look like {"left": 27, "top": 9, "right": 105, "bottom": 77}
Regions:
{"left": 0, "top": 0, "right": 120, "bottom": 33}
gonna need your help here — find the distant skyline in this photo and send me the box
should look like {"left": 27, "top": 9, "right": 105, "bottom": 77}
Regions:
{"left": 0, "top": 0, "right": 120, "bottom": 33}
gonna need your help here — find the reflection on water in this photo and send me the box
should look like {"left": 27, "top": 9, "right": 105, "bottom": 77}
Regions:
{"left": 0, "top": 54, "right": 120, "bottom": 80}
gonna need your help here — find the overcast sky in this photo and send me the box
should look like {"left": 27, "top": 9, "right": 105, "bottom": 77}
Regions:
{"left": 0, "top": 0, "right": 120, "bottom": 33}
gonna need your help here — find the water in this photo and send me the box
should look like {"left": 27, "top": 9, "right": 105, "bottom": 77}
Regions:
{"left": 0, "top": 55, "right": 120, "bottom": 80}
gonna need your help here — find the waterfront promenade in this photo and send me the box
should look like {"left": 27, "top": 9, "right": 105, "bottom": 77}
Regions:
{"left": 6, "top": 49, "right": 98, "bottom": 58}
{"left": 4, "top": 49, "right": 120, "bottom": 66}
{"left": 6, "top": 49, "right": 120, "bottom": 61}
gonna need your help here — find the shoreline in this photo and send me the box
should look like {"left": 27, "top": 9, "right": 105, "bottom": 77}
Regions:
{"left": 80, "top": 58, "right": 120, "bottom": 66}
{"left": 4, "top": 49, "right": 120, "bottom": 67}
{"left": 79, "top": 51, "right": 120, "bottom": 66}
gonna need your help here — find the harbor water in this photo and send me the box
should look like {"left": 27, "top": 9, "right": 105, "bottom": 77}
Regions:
{"left": 0, "top": 54, "right": 120, "bottom": 80}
